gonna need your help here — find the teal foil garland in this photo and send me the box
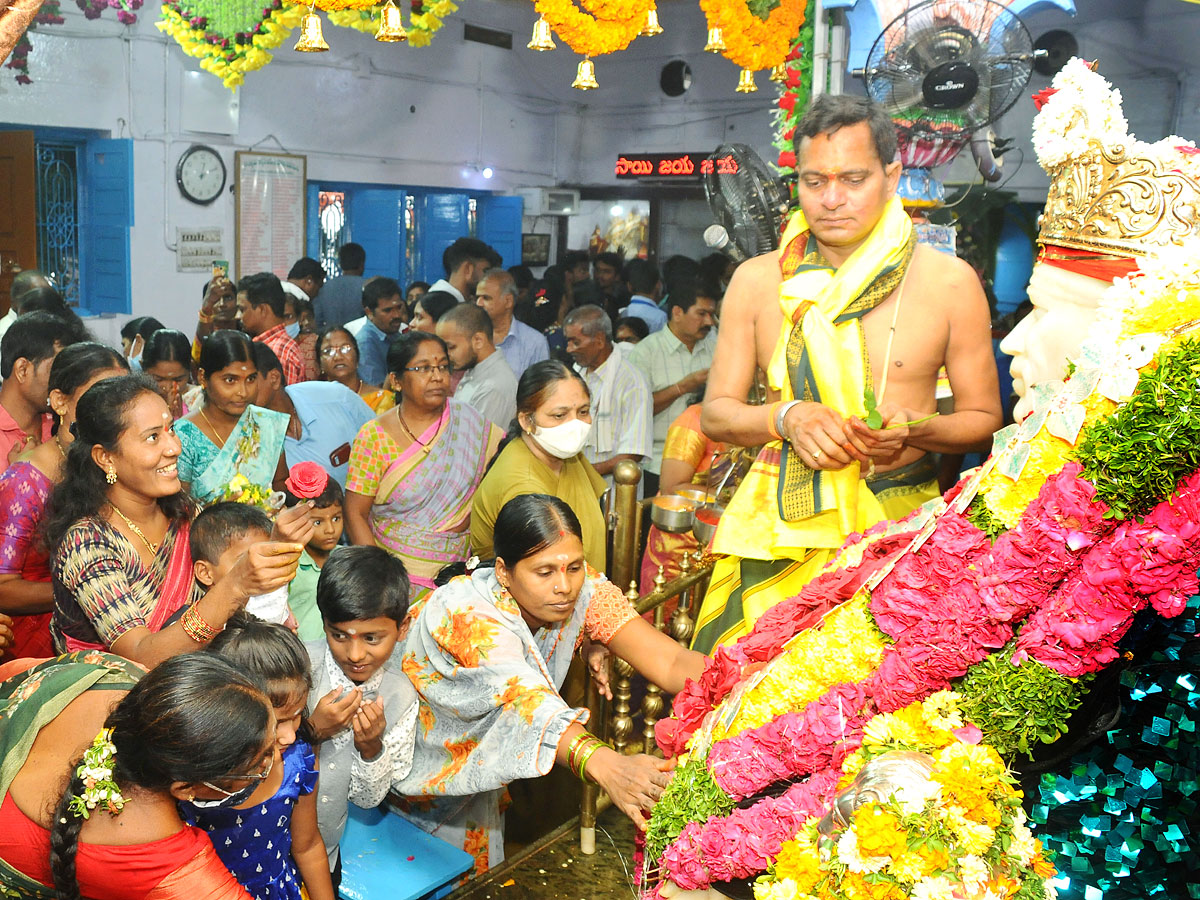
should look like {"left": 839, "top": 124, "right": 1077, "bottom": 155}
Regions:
{"left": 1031, "top": 592, "right": 1200, "bottom": 899}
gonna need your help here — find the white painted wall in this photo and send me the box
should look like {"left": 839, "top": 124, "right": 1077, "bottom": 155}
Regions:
{"left": 0, "top": 0, "right": 772, "bottom": 334}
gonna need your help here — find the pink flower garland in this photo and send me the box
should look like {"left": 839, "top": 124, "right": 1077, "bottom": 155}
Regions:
{"left": 657, "top": 770, "right": 841, "bottom": 891}
{"left": 650, "top": 466, "right": 1200, "bottom": 890}
{"left": 707, "top": 682, "right": 872, "bottom": 799}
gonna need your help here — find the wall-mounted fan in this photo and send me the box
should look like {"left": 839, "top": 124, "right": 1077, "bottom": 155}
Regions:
{"left": 701, "top": 144, "right": 792, "bottom": 261}
{"left": 859, "top": 0, "right": 1040, "bottom": 178}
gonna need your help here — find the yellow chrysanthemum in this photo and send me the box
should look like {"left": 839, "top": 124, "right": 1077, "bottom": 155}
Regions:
{"left": 886, "top": 851, "right": 927, "bottom": 884}
{"left": 840, "top": 872, "right": 907, "bottom": 900}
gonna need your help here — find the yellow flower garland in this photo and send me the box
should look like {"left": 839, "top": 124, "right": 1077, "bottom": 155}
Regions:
{"left": 712, "top": 594, "right": 886, "bottom": 740}
{"left": 699, "top": 0, "right": 806, "bottom": 71}
{"left": 533, "top": 0, "right": 651, "bottom": 57}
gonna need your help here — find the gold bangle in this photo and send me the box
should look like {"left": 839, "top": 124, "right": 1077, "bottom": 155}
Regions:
{"left": 766, "top": 401, "right": 783, "bottom": 441}
{"left": 197, "top": 310, "right": 214, "bottom": 324}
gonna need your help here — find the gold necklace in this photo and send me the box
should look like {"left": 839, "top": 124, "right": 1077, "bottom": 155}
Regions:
{"left": 110, "top": 504, "right": 161, "bottom": 555}
{"left": 198, "top": 407, "right": 230, "bottom": 449}
{"left": 54, "top": 437, "right": 66, "bottom": 461}
{"left": 396, "top": 406, "right": 435, "bottom": 452}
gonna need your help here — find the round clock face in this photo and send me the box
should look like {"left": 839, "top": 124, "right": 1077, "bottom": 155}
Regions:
{"left": 177, "top": 145, "right": 226, "bottom": 205}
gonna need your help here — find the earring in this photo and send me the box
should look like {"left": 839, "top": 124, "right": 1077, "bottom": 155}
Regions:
{"left": 105, "top": 469, "right": 117, "bottom": 485}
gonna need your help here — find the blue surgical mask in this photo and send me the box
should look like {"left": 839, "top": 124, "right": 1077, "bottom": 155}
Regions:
{"left": 284, "top": 322, "right": 301, "bottom": 339}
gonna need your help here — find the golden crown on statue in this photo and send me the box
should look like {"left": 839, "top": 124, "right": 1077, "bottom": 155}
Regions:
{"left": 1033, "top": 58, "right": 1200, "bottom": 256}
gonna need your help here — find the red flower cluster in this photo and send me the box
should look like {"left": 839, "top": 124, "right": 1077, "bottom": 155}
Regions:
{"left": 1016, "top": 471, "right": 1200, "bottom": 675}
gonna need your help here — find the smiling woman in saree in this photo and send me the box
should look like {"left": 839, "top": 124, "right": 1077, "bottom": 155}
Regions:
{"left": 344, "top": 331, "right": 502, "bottom": 601}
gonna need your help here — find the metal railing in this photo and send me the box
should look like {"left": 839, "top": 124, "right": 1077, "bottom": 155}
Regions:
{"left": 580, "top": 460, "right": 714, "bottom": 854}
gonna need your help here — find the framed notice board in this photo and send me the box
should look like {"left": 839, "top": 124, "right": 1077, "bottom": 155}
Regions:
{"left": 234, "top": 151, "right": 307, "bottom": 280}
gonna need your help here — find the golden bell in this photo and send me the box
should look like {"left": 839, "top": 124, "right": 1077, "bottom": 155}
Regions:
{"left": 571, "top": 57, "right": 598, "bottom": 90}
{"left": 294, "top": 10, "right": 329, "bottom": 52}
{"left": 770, "top": 63, "right": 787, "bottom": 82}
{"left": 376, "top": 0, "right": 407, "bottom": 42}
{"left": 527, "top": 15, "right": 556, "bottom": 51}
{"left": 641, "top": 5, "right": 663, "bottom": 36}
{"left": 736, "top": 67, "right": 758, "bottom": 93}
{"left": 703, "top": 26, "right": 726, "bottom": 53}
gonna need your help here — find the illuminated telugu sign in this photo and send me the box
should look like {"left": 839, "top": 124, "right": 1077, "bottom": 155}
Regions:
{"left": 614, "top": 152, "right": 740, "bottom": 180}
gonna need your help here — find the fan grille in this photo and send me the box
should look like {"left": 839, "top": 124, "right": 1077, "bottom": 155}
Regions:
{"left": 703, "top": 144, "right": 792, "bottom": 259}
{"left": 863, "top": 0, "right": 1034, "bottom": 146}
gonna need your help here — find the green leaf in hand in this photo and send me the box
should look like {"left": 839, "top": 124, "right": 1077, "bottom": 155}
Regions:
{"left": 863, "top": 386, "right": 884, "bottom": 430}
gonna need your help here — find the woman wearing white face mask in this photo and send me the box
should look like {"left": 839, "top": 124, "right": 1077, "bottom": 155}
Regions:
{"left": 471, "top": 360, "right": 608, "bottom": 568}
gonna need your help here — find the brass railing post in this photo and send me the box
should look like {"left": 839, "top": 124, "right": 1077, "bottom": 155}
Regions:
{"left": 609, "top": 460, "right": 641, "bottom": 593}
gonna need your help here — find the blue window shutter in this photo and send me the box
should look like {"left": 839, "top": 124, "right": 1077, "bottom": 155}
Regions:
{"left": 347, "top": 188, "right": 405, "bottom": 285}
{"left": 476, "top": 195, "right": 524, "bottom": 269}
{"left": 306, "top": 182, "right": 321, "bottom": 262}
{"left": 82, "top": 138, "right": 133, "bottom": 314}
{"left": 419, "top": 194, "right": 469, "bottom": 284}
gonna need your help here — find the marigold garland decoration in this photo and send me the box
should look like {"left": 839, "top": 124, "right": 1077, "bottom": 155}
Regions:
{"left": 532, "top": 0, "right": 651, "bottom": 58}
{"left": 699, "top": 0, "right": 806, "bottom": 72}
{"left": 157, "top": 0, "right": 456, "bottom": 88}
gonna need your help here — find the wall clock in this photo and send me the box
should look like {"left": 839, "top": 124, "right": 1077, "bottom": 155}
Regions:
{"left": 176, "top": 144, "right": 227, "bottom": 205}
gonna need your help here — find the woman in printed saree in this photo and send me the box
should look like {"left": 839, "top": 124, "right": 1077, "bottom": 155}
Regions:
{"left": 176, "top": 330, "right": 289, "bottom": 506}
{"left": 345, "top": 331, "right": 503, "bottom": 601}
{"left": 0, "top": 343, "right": 128, "bottom": 662}
{"left": 0, "top": 652, "right": 274, "bottom": 900}
{"left": 46, "top": 376, "right": 304, "bottom": 668}
{"left": 471, "top": 361, "right": 608, "bottom": 570}
{"left": 639, "top": 402, "right": 728, "bottom": 593}
{"left": 394, "top": 494, "right": 707, "bottom": 874}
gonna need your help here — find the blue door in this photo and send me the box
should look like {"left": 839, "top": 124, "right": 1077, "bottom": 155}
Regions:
{"left": 418, "top": 194, "right": 469, "bottom": 284}
{"left": 477, "top": 195, "right": 523, "bottom": 269}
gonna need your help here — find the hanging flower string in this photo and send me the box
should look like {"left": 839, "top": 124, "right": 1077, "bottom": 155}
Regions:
{"left": 698, "top": 0, "right": 806, "bottom": 73}
{"left": 772, "top": 0, "right": 815, "bottom": 171}
{"left": 6, "top": 0, "right": 135, "bottom": 85}
{"left": 532, "top": 0, "right": 651, "bottom": 58}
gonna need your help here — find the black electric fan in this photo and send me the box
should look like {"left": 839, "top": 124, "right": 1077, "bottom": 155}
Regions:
{"left": 702, "top": 143, "right": 792, "bottom": 261}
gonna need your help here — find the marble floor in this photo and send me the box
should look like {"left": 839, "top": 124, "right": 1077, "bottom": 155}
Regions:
{"left": 446, "top": 808, "right": 640, "bottom": 900}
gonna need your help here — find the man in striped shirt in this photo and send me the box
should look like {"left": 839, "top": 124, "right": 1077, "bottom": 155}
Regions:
{"left": 236, "top": 272, "right": 308, "bottom": 385}
{"left": 563, "top": 305, "right": 653, "bottom": 495}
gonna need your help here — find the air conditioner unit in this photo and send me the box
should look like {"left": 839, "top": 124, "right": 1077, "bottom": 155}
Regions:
{"left": 514, "top": 187, "right": 580, "bottom": 216}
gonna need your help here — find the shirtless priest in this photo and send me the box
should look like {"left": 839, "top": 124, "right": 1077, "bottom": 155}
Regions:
{"left": 693, "top": 94, "right": 1002, "bottom": 653}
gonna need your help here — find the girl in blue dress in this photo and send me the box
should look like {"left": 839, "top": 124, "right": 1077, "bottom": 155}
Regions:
{"left": 181, "top": 614, "right": 336, "bottom": 900}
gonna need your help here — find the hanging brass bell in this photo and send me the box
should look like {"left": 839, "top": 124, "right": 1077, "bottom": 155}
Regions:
{"left": 641, "top": 5, "right": 663, "bottom": 36}
{"left": 376, "top": 0, "right": 407, "bottom": 42}
{"left": 294, "top": 9, "right": 329, "bottom": 52}
{"left": 571, "top": 57, "right": 598, "bottom": 90}
{"left": 770, "top": 62, "right": 787, "bottom": 82}
{"left": 703, "top": 27, "right": 726, "bottom": 53}
{"left": 736, "top": 67, "right": 758, "bottom": 93}
{"left": 527, "top": 15, "right": 556, "bottom": 51}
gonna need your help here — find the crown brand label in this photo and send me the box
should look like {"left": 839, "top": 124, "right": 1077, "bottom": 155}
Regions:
{"left": 935, "top": 81, "right": 966, "bottom": 91}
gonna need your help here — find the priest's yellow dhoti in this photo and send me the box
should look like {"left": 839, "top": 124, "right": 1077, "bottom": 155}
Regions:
{"left": 693, "top": 199, "right": 938, "bottom": 654}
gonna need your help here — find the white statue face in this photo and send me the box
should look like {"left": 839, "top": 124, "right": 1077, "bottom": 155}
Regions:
{"left": 1000, "top": 261, "right": 1114, "bottom": 420}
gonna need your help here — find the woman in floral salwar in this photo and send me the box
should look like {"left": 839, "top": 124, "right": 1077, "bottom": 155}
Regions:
{"left": 345, "top": 332, "right": 502, "bottom": 602}
{"left": 394, "top": 494, "right": 707, "bottom": 874}
{"left": 0, "top": 652, "right": 273, "bottom": 900}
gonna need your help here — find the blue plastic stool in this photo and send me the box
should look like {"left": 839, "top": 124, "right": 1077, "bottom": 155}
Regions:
{"left": 337, "top": 804, "right": 474, "bottom": 900}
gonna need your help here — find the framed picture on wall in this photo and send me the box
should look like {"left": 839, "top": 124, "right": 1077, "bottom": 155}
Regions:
{"left": 522, "top": 233, "right": 551, "bottom": 267}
